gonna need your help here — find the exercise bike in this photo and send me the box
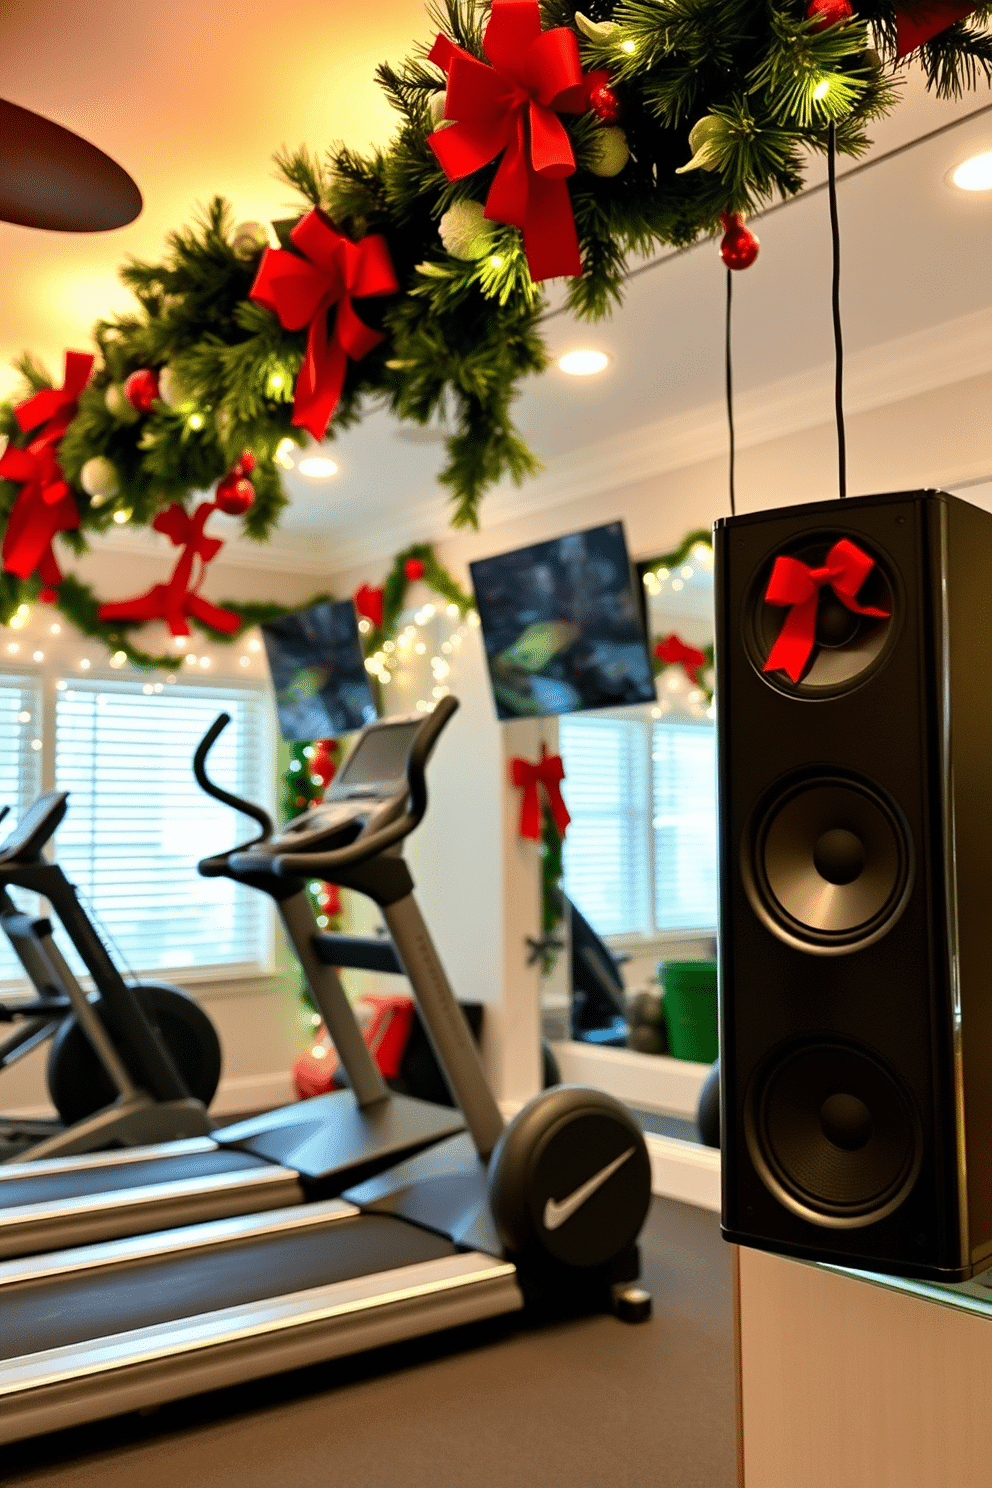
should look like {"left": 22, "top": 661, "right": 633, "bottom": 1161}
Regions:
{"left": 0, "top": 696, "right": 653, "bottom": 1447}
{"left": 0, "top": 794, "right": 218, "bottom": 1162}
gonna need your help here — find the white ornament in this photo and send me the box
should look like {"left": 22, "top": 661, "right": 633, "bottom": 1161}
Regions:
{"left": 574, "top": 11, "right": 621, "bottom": 40}
{"left": 675, "top": 115, "right": 726, "bottom": 174}
{"left": 588, "top": 126, "right": 630, "bottom": 177}
{"left": 80, "top": 456, "right": 120, "bottom": 503}
{"left": 231, "top": 221, "right": 272, "bottom": 261}
{"left": 105, "top": 384, "right": 138, "bottom": 422}
{"left": 438, "top": 200, "right": 496, "bottom": 260}
{"left": 429, "top": 91, "right": 454, "bottom": 131}
{"left": 157, "top": 365, "right": 186, "bottom": 408}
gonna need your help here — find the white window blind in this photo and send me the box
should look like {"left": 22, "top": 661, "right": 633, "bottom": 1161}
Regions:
{"left": 53, "top": 680, "right": 271, "bottom": 977}
{"left": 652, "top": 720, "right": 717, "bottom": 930}
{"left": 0, "top": 675, "right": 44, "bottom": 983}
{"left": 559, "top": 715, "right": 651, "bottom": 936}
{"left": 559, "top": 711, "right": 718, "bottom": 940}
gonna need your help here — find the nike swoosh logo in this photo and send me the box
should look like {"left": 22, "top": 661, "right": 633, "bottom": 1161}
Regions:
{"left": 543, "top": 1147, "right": 637, "bottom": 1232}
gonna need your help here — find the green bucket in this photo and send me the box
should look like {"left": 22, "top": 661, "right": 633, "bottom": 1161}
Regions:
{"left": 660, "top": 960, "right": 719, "bottom": 1064}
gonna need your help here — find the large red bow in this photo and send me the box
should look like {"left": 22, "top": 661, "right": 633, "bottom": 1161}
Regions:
{"left": 655, "top": 633, "right": 709, "bottom": 686}
{"left": 510, "top": 745, "right": 571, "bottom": 841}
{"left": 98, "top": 501, "right": 240, "bottom": 637}
{"left": 14, "top": 351, "right": 94, "bottom": 445}
{"left": 0, "top": 437, "right": 79, "bottom": 586}
{"left": 250, "top": 209, "right": 398, "bottom": 442}
{"left": 895, "top": 0, "right": 979, "bottom": 54}
{"left": 428, "top": 0, "right": 589, "bottom": 282}
{"left": 762, "top": 538, "right": 889, "bottom": 683}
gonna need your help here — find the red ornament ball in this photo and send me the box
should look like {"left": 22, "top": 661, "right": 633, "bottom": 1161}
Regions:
{"left": 807, "top": 0, "right": 854, "bottom": 28}
{"left": 214, "top": 473, "right": 256, "bottom": 515}
{"left": 233, "top": 448, "right": 256, "bottom": 476}
{"left": 125, "top": 368, "right": 160, "bottom": 414}
{"left": 404, "top": 557, "right": 426, "bottom": 581}
{"left": 719, "top": 212, "right": 760, "bottom": 271}
{"left": 589, "top": 82, "right": 621, "bottom": 125}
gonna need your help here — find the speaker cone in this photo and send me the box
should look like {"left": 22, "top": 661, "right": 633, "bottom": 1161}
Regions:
{"left": 745, "top": 532, "right": 896, "bottom": 696}
{"left": 744, "top": 775, "right": 913, "bottom": 954}
{"left": 747, "top": 1042, "right": 921, "bottom": 1226}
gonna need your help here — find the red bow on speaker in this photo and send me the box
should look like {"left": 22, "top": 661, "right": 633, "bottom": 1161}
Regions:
{"left": 510, "top": 745, "right": 571, "bottom": 841}
{"left": 427, "top": 0, "right": 591, "bottom": 281}
{"left": 98, "top": 501, "right": 240, "bottom": 637}
{"left": 762, "top": 539, "right": 889, "bottom": 683}
{"left": 249, "top": 209, "right": 398, "bottom": 441}
{"left": 655, "top": 633, "right": 709, "bottom": 686}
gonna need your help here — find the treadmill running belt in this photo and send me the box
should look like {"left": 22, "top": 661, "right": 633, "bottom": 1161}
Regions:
{"left": 0, "top": 1148, "right": 268, "bottom": 1209}
{"left": 0, "top": 1213, "right": 459, "bottom": 1360}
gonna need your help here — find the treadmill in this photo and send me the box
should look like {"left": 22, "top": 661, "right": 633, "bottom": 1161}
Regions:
{"left": 0, "top": 697, "right": 653, "bottom": 1447}
{"left": 0, "top": 709, "right": 467, "bottom": 1259}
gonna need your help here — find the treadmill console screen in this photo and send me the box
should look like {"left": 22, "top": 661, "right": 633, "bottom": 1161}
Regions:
{"left": 336, "top": 721, "right": 421, "bottom": 792}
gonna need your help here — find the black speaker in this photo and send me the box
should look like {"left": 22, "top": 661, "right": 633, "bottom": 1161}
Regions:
{"left": 715, "top": 489, "right": 992, "bottom": 1281}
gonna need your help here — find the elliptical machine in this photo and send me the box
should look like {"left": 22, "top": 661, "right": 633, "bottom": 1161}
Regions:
{"left": 0, "top": 794, "right": 218, "bottom": 1161}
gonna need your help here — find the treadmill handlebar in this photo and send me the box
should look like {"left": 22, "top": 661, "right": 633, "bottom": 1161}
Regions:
{"left": 237, "top": 695, "right": 460, "bottom": 881}
{"left": 193, "top": 713, "right": 274, "bottom": 876}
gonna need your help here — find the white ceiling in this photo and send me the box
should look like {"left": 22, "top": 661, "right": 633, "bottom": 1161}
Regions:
{"left": 2, "top": 2, "right": 991, "bottom": 563}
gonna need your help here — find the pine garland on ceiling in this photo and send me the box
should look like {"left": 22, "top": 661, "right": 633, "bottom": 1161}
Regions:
{"left": 0, "top": 0, "right": 988, "bottom": 651}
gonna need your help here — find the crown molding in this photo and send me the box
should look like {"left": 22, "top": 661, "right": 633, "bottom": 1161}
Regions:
{"left": 80, "top": 305, "right": 992, "bottom": 578}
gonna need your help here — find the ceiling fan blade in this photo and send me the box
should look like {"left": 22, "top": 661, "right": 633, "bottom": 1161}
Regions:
{"left": 0, "top": 98, "right": 142, "bottom": 232}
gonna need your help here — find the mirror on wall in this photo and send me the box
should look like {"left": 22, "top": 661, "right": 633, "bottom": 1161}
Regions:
{"left": 546, "top": 529, "right": 718, "bottom": 1078}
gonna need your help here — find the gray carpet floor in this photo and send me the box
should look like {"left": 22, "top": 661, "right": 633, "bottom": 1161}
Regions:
{"left": 1, "top": 1197, "right": 736, "bottom": 1488}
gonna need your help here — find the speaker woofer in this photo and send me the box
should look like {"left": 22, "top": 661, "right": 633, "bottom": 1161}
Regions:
{"left": 744, "top": 532, "right": 897, "bottom": 697}
{"left": 746, "top": 1042, "right": 922, "bottom": 1227}
{"left": 743, "top": 775, "right": 913, "bottom": 954}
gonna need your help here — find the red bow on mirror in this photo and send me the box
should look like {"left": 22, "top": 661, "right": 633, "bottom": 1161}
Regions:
{"left": 510, "top": 744, "right": 571, "bottom": 841}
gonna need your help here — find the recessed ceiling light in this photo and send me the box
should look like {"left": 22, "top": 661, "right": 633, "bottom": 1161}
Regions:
{"left": 948, "top": 150, "right": 992, "bottom": 192}
{"left": 297, "top": 456, "right": 339, "bottom": 478}
{"left": 557, "top": 349, "right": 610, "bottom": 377}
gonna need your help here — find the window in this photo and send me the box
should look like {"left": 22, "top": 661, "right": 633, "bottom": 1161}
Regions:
{"left": 0, "top": 674, "right": 272, "bottom": 984}
{"left": 0, "top": 675, "right": 44, "bottom": 982}
{"left": 559, "top": 711, "right": 717, "bottom": 940}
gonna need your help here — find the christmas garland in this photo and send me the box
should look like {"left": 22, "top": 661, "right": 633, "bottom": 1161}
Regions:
{"left": 0, "top": 0, "right": 989, "bottom": 653}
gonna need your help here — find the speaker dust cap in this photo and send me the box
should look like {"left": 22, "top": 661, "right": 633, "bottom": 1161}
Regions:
{"left": 745, "top": 533, "right": 897, "bottom": 696}
{"left": 747, "top": 1041, "right": 922, "bottom": 1227}
{"left": 743, "top": 773, "right": 914, "bottom": 955}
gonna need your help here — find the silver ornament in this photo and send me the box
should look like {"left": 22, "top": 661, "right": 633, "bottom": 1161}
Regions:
{"left": 80, "top": 456, "right": 120, "bottom": 501}
{"left": 438, "top": 200, "right": 496, "bottom": 260}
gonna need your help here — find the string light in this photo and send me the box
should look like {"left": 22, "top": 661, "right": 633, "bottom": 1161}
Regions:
{"left": 247, "top": 638, "right": 262, "bottom": 652}
{"left": 32, "top": 650, "right": 43, "bottom": 662}
{"left": 187, "top": 412, "right": 204, "bottom": 431}
{"left": 109, "top": 651, "right": 127, "bottom": 668}
{"left": 274, "top": 437, "right": 296, "bottom": 470}
{"left": 79, "top": 659, "right": 91, "bottom": 670}
{"left": 112, "top": 509, "right": 131, "bottom": 524}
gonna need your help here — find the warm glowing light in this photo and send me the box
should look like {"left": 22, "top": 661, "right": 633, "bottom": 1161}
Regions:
{"left": 297, "top": 456, "right": 339, "bottom": 479}
{"left": 143, "top": 684, "right": 154, "bottom": 695}
{"left": 812, "top": 78, "right": 830, "bottom": 100}
{"left": 9, "top": 616, "right": 25, "bottom": 630}
{"left": 557, "top": 349, "right": 610, "bottom": 377}
{"left": 185, "top": 653, "right": 198, "bottom": 667}
{"left": 274, "top": 437, "right": 297, "bottom": 470}
{"left": 113, "top": 509, "right": 131, "bottom": 524}
{"left": 266, "top": 370, "right": 286, "bottom": 396}
{"left": 489, "top": 254, "right": 504, "bottom": 268}
{"left": 414, "top": 642, "right": 427, "bottom": 655}
{"left": 358, "top": 618, "right": 371, "bottom": 634}
{"left": 681, "top": 565, "right": 694, "bottom": 579}
{"left": 621, "top": 38, "right": 635, "bottom": 52}
{"left": 199, "top": 657, "right": 210, "bottom": 668}
{"left": 187, "top": 412, "right": 204, "bottom": 431}
{"left": 109, "top": 650, "right": 127, "bottom": 668}
{"left": 670, "top": 578, "right": 684, "bottom": 592}
{"left": 949, "top": 151, "right": 992, "bottom": 191}
{"left": 80, "top": 659, "right": 91, "bottom": 670}
{"left": 383, "top": 640, "right": 395, "bottom": 653}
{"left": 173, "top": 636, "right": 190, "bottom": 650}
{"left": 49, "top": 623, "right": 61, "bottom": 635}
{"left": 18, "top": 710, "right": 30, "bottom": 723}
{"left": 32, "top": 650, "right": 43, "bottom": 662}
{"left": 6, "top": 644, "right": 18, "bottom": 655}
{"left": 247, "top": 638, "right": 261, "bottom": 652}
{"left": 56, "top": 680, "right": 67, "bottom": 691}
{"left": 16, "top": 604, "right": 28, "bottom": 616}
{"left": 239, "top": 655, "right": 250, "bottom": 667}
{"left": 31, "top": 738, "right": 42, "bottom": 751}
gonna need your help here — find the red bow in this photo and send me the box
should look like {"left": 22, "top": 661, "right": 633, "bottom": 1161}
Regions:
{"left": 250, "top": 209, "right": 398, "bottom": 441}
{"left": 762, "top": 539, "right": 889, "bottom": 683}
{"left": 354, "top": 584, "right": 385, "bottom": 629}
{"left": 428, "top": 0, "right": 589, "bottom": 282}
{"left": 510, "top": 745, "right": 571, "bottom": 841}
{"left": 14, "top": 351, "right": 94, "bottom": 444}
{"left": 0, "top": 437, "right": 79, "bottom": 586}
{"left": 655, "top": 633, "right": 708, "bottom": 686}
{"left": 98, "top": 501, "right": 240, "bottom": 637}
{"left": 895, "top": 0, "right": 978, "bottom": 54}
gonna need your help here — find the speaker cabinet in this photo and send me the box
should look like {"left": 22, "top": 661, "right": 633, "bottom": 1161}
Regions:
{"left": 715, "top": 490, "right": 992, "bottom": 1281}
